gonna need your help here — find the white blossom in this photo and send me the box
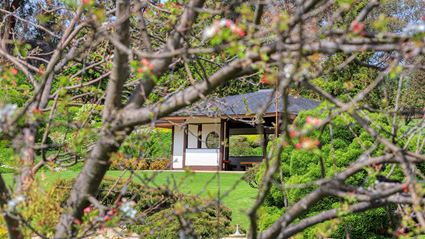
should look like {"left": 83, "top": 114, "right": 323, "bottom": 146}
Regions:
{"left": 284, "top": 64, "right": 294, "bottom": 78}
{"left": 0, "top": 104, "right": 17, "bottom": 122}
{"left": 404, "top": 23, "right": 425, "bottom": 35}
{"left": 203, "top": 19, "right": 237, "bottom": 40}
{"left": 0, "top": 104, "right": 17, "bottom": 133}
{"left": 120, "top": 200, "right": 137, "bottom": 219}
{"left": 202, "top": 25, "right": 218, "bottom": 39}
{"left": 7, "top": 195, "right": 25, "bottom": 211}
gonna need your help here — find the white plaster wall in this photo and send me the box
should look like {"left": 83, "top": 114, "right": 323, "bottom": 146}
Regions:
{"left": 172, "top": 126, "right": 184, "bottom": 169}
{"left": 185, "top": 148, "right": 219, "bottom": 166}
{"left": 202, "top": 123, "right": 221, "bottom": 148}
{"left": 187, "top": 125, "right": 198, "bottom": 148}
{"left": 172, "top": 119, "right": 221, "bottom": 169}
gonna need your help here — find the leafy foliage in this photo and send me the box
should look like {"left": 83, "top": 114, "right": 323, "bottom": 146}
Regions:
{"left": 256, "top": 104, "right": 423, "bottom": 237}
{"left": 5, "top": 176, "right": 233, "bottom": 238}
{"left": 242, "top": 164, "right": 260, "bottom": 188}
{"left": 120, "top": 128, "right": 171, "bottom": 159}
{"left": 230, "top": 135, "right": 267, "bottom": 156}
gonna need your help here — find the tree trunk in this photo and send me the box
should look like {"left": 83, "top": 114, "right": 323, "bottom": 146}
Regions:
{"left": 54, "top": 129, "right": 130, "bottom": 237}
{"left": 14, "top": 126, "right": 35, "bottom": 194}
{"left": 55, "top": 0, "right": 131, "bottom": 236}
{"left": 0, "top": 175, "right": 24, "bottom": 239}
{"left": 54, "top": 0, "right": 205, "bottom": 237}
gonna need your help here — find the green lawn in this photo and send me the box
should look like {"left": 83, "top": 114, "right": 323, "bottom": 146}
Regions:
{"left": 3, "top": 170, "right": 257, "bottom": 229}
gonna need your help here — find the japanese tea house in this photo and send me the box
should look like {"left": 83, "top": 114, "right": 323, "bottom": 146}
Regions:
{"left": 155, "top": 89, "right": 320, "bottom": 171}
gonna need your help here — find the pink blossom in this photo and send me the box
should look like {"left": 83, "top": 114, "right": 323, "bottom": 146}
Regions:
{"left": 289, "top": 129, "right": 298, "bottom": 138}
{"left": 306, "top": 116, "right": 321, "bottom": 127}
{"left": 141, "top": 59, "right": 154, "bottom": 70}
{"left": 83, "top": 207, "right": 92, "bottom": 214}
{"left": 351, "top": 21, "right": 364, "bottom": 34}
{"left": 296, "top": 137, "right": 320, "bottom": 150}
{"left": 10, "top": 68, "right": 18, "bottom": 75}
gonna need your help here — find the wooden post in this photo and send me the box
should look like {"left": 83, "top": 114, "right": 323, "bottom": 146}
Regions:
{"left": 262, "top": 127, "right": 268, "bottom": 160}
{"left": 276, "top": 112, "right": 281, "bottom": 137}
{"left": 225, "top": 120, "right": 230, "bottom": 165}
{"left": 275, "top": 90, "right": 279, "bottom": 137}
{"left": 170, "top": 126, "right": 174, "bottom": 169}
{"left": 182, "top": 124, "right": 188, "bottom": 169}
{"left": 219, "top": 119, "right": 225, "bottom": 170}
{"left": 197, "top": 124, "right": 202, "bottom": 148}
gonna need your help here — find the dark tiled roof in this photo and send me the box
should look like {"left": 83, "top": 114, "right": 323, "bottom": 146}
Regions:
{"left": 173, "top": 89, "right": 320, "bottom": 117}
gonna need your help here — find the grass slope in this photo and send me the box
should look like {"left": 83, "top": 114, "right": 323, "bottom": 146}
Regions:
{"left": 3, "top": 171, "right": 257, "bottom": 229}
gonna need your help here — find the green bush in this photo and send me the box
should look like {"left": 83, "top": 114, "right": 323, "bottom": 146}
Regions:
{"left": 242, "top": 164, "right": 260, "bottom": 188}
{"left": 0, "top": 140, "right": 15, "bottom": 173}
{"left": 229, "top": 135, "right": 266, "bottom": 156}
{"left": 6, "top": 177, "right": 232, "bottom": 238}
{"left": 149, "top": 159, "right": 170, "bottom": 170}
{"left": 109, "top": 127, "right": 172, "bottom": 171}
{"left": 121, "top": 128, "right": 172, "bottom": 159}
{"left": 110, "top": 156, "right": 150, "bottom": 170}
{"left": 99, "top": 177, "right": 233, "bottom": 238}
{"left": 256, "top": 103, "right": 417, "bottom": 238}
{"left": 110, "top": 156, "right": 170, "bottom": 170}
{"left": 12, "top": 179, "right": 71, "bottom": 237}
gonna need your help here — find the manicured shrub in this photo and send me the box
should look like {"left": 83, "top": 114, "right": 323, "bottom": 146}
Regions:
{"left": 256, "top": 103, "right": 413, "bottom": 238}
{"left": 121, "top": 128, "right": 172, "bottom": 159}
{"left": 110, "top": 156, "right": 145, "bottom": 170}
{"left": 149, "top": 159, "right": 170, "bottom": 170}
{"left": 109, "top": 128, "right": 172, "bottom": 171}
{"left": 257, "top": 206, "right": 283, "bottom": 231}
{"left": 242, "top": 164, "right": 260, "bottom": 188}
{"left": 229, "top": 135, "right": 264, "bottom": 156}
{"left": 5, "top": 177, "right": 232, "bottom": 238}
{"left": 99, "top": 177, "right": 233, "bottom": 238}
{"left": 11, "top": 179, "right": 71, "bottom": 237}
{"left": 110, "top": 156, "right": 170, "bottom": 170}
{"left": 330, "top": 207, "right": 397, "bottom": 239}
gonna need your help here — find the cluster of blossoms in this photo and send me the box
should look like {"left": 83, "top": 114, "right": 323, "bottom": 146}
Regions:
{"left": 77, "top": 205, "right": 119, "bottom": 225}
{"left": 76, "top": 198, "right": 137, "bottom": 226}
{"left": 294, "top": 137, "right": 320, "bottom": 150}
{"left": 305, "top": 116, "right": 322, "bottom": 127}
{"left": 203, "top": 19, "right": 245, "bottom": 39}
{"left": 74, "top": 206, "right": 117, "bottom": 225}
{"left": 120, "top": 200, "right": 137, "bottom": 219}
{"left": 287, "top": 116, "right": 322, "bottom": 150}
{"left": 103, "top": 208, "right": 117, "bottom": 222}
{"left": 137, "top": 58, "right": 154, "bottom": 74}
